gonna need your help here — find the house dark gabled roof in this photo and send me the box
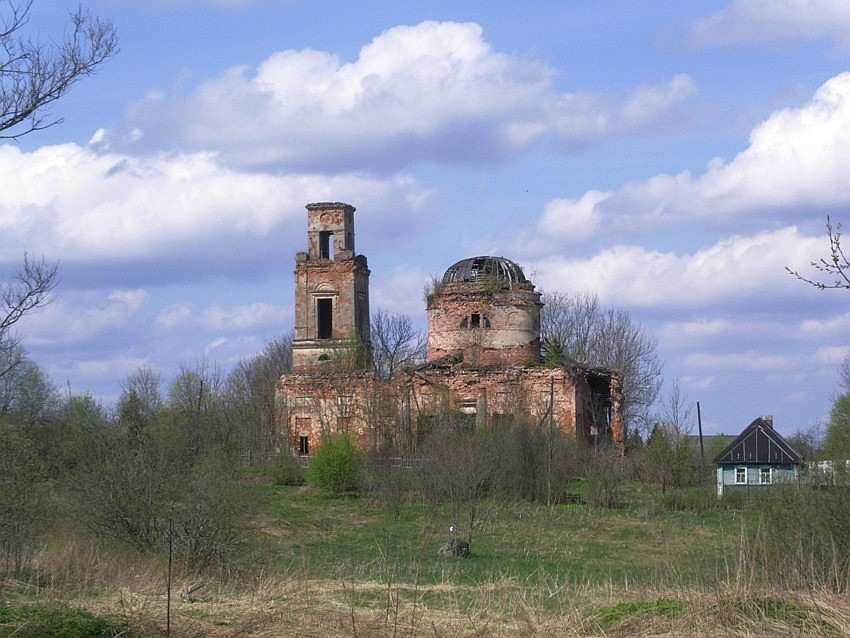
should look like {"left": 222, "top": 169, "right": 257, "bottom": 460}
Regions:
{"left": 713, "top": 417, "right": 803, "bottom": 466}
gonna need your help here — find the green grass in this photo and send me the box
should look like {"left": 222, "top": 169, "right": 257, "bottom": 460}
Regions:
{"left": 2, "top": 476, "right": 845, "bottom": 636}
{"left": 0, "top": 604, "right": 131, "bottom": 638}
{"left": 246, "top": 480, "right": 741, "bottom": 592}
{"left": 592, "top": 598, "right": 685, "bottom": 628}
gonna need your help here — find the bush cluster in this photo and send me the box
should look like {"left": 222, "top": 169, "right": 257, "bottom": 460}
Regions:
{"left": 306, "top": 433, "right": 363, "bottom": 495}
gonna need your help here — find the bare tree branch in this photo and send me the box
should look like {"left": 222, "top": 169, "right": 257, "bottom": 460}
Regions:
{"left": 0, "top": 253, "right": 58, "bottom": 377}
{"left": 540, "top": 291, "right": 662, "bottom": 432}
{"left": 0, "top": 0, "right": 118, "bottom": 139}
{"left": 786, "top": 216, "right": 850, "bottom": 290}
{"left": 370, "top": 309, "right": 426, "bottom": 380}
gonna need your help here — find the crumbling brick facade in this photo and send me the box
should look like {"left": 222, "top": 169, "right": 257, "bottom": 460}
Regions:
{"left": 277, "top": 202, "right": 625, "bottom": 456}
{"left": 291, "top": 202, "right": 371, "bottom": 371}
{"left": 427, "top": 256, "right": 542, "bottom": 367}
{"left": 407, "top": 365, "right": 622, "bottom": 444}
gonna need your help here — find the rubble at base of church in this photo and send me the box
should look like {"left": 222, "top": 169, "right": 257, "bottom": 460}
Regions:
{"left": 276, "top": 202, "right": 625, "bottom": 457}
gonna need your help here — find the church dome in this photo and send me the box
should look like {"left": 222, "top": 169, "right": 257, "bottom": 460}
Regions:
{"left": 441, "top": 256, "right": 527, "bottom": 286}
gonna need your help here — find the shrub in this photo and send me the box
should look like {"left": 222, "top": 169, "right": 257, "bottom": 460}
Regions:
{"left": 271, "top": 450, "right": 305, "bottom": 486}
{"left": 742, "top": 484, "right": 850, "bottom": 592}
{"left": 306, "top": 434, "right": 362, "bottom": 495}
{"left": 0, "top": 426, "right": 55, "bottom": 575}
{"left": 169, "top": 455, "right": 248, "bottom": 571}
{"left": 362, "top": 448, "right": 412, "bottom": 518}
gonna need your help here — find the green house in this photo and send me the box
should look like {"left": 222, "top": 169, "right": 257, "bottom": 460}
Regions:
{"left": 713, "top": 417, "right": 803, "bottom": 497}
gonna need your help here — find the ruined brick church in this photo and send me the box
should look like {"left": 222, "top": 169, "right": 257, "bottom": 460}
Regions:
{"left": 277, "top": 202, "right": 624, "bottom": 455}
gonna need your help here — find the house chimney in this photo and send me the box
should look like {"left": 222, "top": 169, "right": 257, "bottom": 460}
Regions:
{"left": 764, "top": 415, "right": 773, "bottom": 428}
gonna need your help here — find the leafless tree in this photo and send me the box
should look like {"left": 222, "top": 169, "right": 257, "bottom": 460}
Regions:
{"left": 224, "top": 335, "right": 292, "bottom": 463}
{"left": 1, "top": 2, "right": 116, "bottom": 369}
{"left": 540, "top": 291, "right": 663, "bottom": 433}
{"left": 418, "top": 426, "right": 494, "bottom": 549}
{"left": 0, "top": 254, "right": 57, "bottom": 378}
{"left": 643, "top": 381, "right": 697, "bottom": 492}
{"left": 540, "top": 290, "right": 599, "bottom": 364}
{"left": 166, "top": 360, "right": 229, "bottom": 456}
{"left": 787, "top": 216, "right": 850, "bottom": 290}
{"left": 120, "top": 367, "right": 163, "bottom": 415}
{"left": 370, "top": 309, "right": 426, "bottom": 379}
{"left": 1, "top": 0, "right": 118, "bottom": 139}
{"left": 584, "top": 444, "right": 631, "bottom": 508}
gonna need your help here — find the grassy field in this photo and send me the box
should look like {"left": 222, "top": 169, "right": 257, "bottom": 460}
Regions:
{"left": 2, "top": 477, "right": 849, "bottom": 637}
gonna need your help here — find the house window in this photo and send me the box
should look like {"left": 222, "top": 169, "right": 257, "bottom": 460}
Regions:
{"left": 299, "top": 435, "right": 309, "bottom": 456}
{"left": 760, "top": 467, "right": 772, "bottom": 484}
{"left": 735, "top": 467, "right": 747, "bottom": 484}
{"left": 317, "top": 298, "right": 333, "bottom": 339}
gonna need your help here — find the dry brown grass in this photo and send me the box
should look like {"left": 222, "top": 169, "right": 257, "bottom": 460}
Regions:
{"left": 75, "top": 581, "right": 850, "bottom": 636}
{"left": 6, "top": 496, "right": 849, "bottom": 637}
{"left": 8, "top": 548, "right": 850, "bottom": 638}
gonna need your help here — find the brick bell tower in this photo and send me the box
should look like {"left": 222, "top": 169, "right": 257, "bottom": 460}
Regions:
{"left": 291, "top": 202, "right": 371, "bottom": 370}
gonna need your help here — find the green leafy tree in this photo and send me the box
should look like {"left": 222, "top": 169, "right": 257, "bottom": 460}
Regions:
{"left": 824, "top": 394, "right": 850, "bottom": 460}
{"left": 40, "top": 392, "right": 106, "bottom": 477}
{"left": 823, "top": 356, "right": 850, "bottom": 460}
{"left": 0, "top": 423, "right": 53, "bottom": 574}
{"left": 166, "top": 360, "right": 233, "bottom": 460}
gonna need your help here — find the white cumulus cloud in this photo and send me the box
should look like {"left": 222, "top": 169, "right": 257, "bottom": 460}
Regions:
{"left": 101, "top": 21, "right": 695, "bottom": 171}
{"left": 690, "top": 0, "right": 850, "bottom": 49}
{"left": 531, "top": 227, "right": 822, "bottom": 310}
{"left": 551, "top": 72, "right": 850, "bottom": 232}
{"left": 0, "top": 142, "right": 428, "bottom": 270}
{"left": 537, "top": 191, "right": 610, "bottom": 241}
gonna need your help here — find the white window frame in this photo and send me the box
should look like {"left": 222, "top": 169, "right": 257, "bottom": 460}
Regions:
{"left": 735, "top": 467, "right": 747, "bottom": 484}
{"left": 760, "top": 467, "right": 772, "bottom": 484}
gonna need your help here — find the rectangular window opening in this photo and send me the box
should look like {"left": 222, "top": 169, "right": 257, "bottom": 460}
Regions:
{"left": 299, "top": 435, "right": 309, "bottom": 456}
{"left": 471, "top": 313, "right": 481, "bottom": 328}
{"left": 317, "top": 298, "right": 333, "bottom": 339}
{"left": 319, "top": 231, "right": 333, "bottom": 259}
{"left": 735, "top": 467, "right": 747, "bottom": 484}
{"left": 760, "top": 467, "right": 772, "bottom": 484}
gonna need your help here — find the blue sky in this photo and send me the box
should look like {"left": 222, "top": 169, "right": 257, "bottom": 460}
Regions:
{"left": 4, "top": 0, "right": 850, "bottom": 437}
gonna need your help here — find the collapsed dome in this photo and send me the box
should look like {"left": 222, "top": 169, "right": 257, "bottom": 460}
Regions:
{"left": 441, "top": 256, "right": 527, "bottom": 286}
